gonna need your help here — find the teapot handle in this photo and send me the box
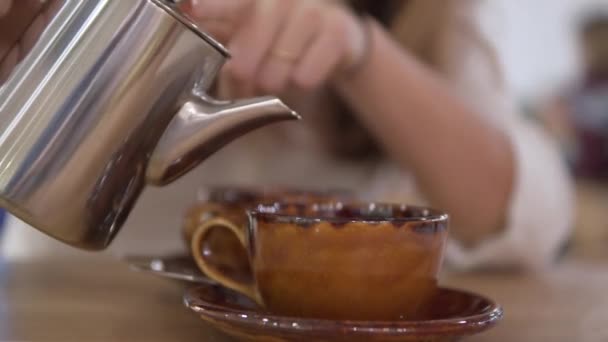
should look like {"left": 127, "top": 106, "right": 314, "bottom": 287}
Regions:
{"left": 145, "top": 91, "right": 299, "bottom": 186}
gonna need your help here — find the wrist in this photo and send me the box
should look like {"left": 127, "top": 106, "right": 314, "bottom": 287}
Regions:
{"left": 339, "top": 13, "right": 374, "bottom": 78}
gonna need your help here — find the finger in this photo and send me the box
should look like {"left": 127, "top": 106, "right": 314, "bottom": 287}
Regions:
{"left": 257, "top": 3, "right": 322, "bottom": 93}
{"left": 189, "top": 0, "right": 253, "bottom": 21}
{"left": 43, "top": 0, "right": 62, "bottom": 22}
{"left": 292, "top": 19, "right": 346, "bottom": 90}
{"left": 0, "top": 45, "right": 18, "bottom": 83}
{"left": 196, "top": 18, "right": 235, "bottom": 43}
{"left": 0, "top": 0, "right": 13, "bottom": 17}
{"left": 225, "top": 0, "right": 292, "bottom": 87}
{"left": 219, "top": 67, "right": 256, "bottom": 98}
{"left": 20, "top": 11, "right": 46, "bottom": 57}
{"left": 0, "top": 0, "right": 42, "bottom": 62}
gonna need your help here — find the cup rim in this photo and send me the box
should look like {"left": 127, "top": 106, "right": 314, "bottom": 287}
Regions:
{"left": 197, "top": 186, "right": 355, "bottom": 203}
{"left": 249, "top": 202, "right": 448, "bottom": 225}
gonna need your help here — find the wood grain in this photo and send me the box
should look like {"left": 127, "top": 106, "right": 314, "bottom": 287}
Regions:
{"left": 0, "top": 256, "right": 230, "bottom": 342}
{"left": 1, "top": 255, "right": 607, "bottom": 341}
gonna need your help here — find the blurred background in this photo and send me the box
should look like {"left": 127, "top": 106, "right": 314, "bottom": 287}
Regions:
{"left": 493, "top": 0, "right": 605, "bottom": 101}
{"left": 0, "top": 0, "right": 607, "bottom": 259}
{"left": 489, "top": 0, "right": 608, "bottom": 258}
{"left": 1, "top": 3, "right": 607, "bottom": 341}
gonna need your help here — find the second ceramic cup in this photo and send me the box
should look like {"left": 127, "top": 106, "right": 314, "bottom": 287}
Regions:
{"left": 183, "top": 187, "right": 355, "bottom": 278}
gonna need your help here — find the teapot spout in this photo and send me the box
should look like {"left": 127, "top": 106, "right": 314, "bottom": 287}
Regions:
{"left": 146, "top": 95, "right": 300, "bottom": 186}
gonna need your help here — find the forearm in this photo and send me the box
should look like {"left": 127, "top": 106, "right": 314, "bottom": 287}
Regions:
{"left": 333, "top": 20, "right": 514, "bottom": 246}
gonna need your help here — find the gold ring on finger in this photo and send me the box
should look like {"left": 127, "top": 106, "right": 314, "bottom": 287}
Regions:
{"left": 272, "top": 49, "right": 299, "bottom": 63}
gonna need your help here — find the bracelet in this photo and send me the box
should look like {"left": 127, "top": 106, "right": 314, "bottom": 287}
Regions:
{"left": 342, "top": 15, "right": 374, "bottom": 77}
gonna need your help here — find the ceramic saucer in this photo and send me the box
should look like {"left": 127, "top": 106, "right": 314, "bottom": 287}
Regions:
{"left": 184, "top": 284, "right": 503, "bottom": 342}
{"left": 125, "top": 254, "right": 213, "bottom": 284}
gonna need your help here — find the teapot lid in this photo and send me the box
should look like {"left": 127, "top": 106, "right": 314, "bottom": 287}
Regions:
{"left": 150, "top": 0, "right": 230, "bottom": 57}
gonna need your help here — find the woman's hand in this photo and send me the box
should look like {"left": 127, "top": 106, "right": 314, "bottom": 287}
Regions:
{"left": 185, "top": 0, "right": 367, "bottom": 96}
{"left": 0, "top": 0, "right": 12, "bottom": 16}
{"left": 0, "top": 0, "right": 59, "bottom": 83}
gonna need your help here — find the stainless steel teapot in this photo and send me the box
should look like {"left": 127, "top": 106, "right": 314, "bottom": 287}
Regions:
{"left": 0, "top": 0, "right": 299, "bottom": 249}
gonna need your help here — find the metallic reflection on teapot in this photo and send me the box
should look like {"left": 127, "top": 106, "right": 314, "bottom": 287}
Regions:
{"left": 0, "top": 0, "right": 299, "bottom": 249}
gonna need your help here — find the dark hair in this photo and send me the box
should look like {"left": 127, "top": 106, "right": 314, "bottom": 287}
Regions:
{"left": 327, "top": 1, "right": 407, "bottom": 160}
{"left": 349, "top": 0, "right": 405, "bottom": 25}
{"left": 580, "top": 13, "right": 608, "bottom": 35}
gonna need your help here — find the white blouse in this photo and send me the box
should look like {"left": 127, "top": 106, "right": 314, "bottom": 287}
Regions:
{"left": 1, "top": 1, "right": 574, "bottom": 271}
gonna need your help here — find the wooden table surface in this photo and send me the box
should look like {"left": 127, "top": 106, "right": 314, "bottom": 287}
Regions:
{"left": 1, "top": 254, "right": 608, "bottom": 342}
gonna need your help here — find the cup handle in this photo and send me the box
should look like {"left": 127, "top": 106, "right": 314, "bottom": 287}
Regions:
{"left": 190, "top": 217, "right": 261, "bottom": 304}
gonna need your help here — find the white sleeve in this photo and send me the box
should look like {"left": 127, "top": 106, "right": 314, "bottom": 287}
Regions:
{"left": 363, "top": 1, "right": 574, "bottom": 270}
{"left": 363, "top": 116, "right": 574, "bottom": 271}
{"left": 440, "top": 1, "right": 574, "bottom": 270}
{"left": 445, "top": 119, "right": 574, "bottom": 270}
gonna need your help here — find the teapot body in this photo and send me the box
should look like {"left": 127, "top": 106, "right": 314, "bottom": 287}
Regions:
{"left": 0, "top": 0, "right": 228, "bottom": 249}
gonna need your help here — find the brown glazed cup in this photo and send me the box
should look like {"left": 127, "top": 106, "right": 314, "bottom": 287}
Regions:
{"left": 183, "top": 187, "right": 355, "bottom": 281}
{"left": 191, "top": 202, "right": 449, "bottom": 321}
